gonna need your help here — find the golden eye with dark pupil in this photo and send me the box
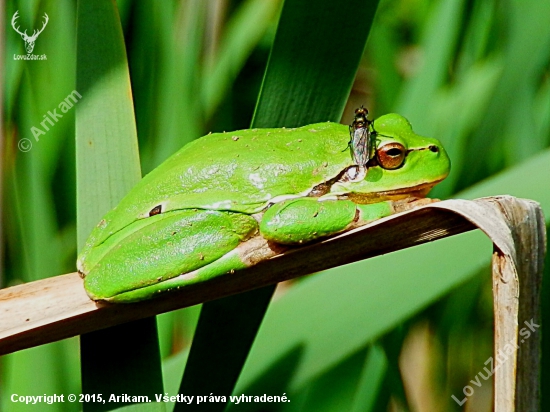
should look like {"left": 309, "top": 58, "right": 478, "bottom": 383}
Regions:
{"left": 149, "top": 205, "right": 162, "bottom": 216}
{"left": 377, "top": 143, "right": 406, "bottom": 170}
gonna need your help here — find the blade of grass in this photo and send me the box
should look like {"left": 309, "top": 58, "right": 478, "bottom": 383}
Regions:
{"left": 367, "top": 22, "right": 402, "bottom": 115}
{"left": 252, "top": 0, "right": 380, "bottom": 128}
{"left": 127, "top": 0, "right": 174, "bottom": 167}
{"left": 76, "top": 1, "right": 163, "bottom": 410}
{"left": 201, "top": 0, "right": 281, "bottom": 119}
{"left": 454, "top": 0, "right": 495, "bottom": 74}
{"left": 534, "top": 73, "right": 550, "bottom": 144}
{"left": 149, "top": 0, "right": 206, "bottom": 169}
{"left": 226, "top": 346, "right": 304, "bottom": 412}
{"left": 284, "top": 348, "right": 370, "bottom": 412}
{"left": 350, "top": 344, "right": 388, "bottom": 412}
{"left": 396, "top": 0, "right": 466, "bottom": 131}
{"left": 176, "top": 0, "right": 380, "bottom": 410}
{"left": 2, "top": 342, "right": 79, "bottom": 412}
{"left": 377, "top": 326, "right": 411, "bottom": 410}
{"left": 177, "top": 287, "right": 276, "bottom": 411}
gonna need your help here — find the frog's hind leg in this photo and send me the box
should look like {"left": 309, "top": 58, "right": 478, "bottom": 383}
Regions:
{"left": 84, "top": 209, "right": 259, "bottom": 302}
{"left": 109, "top": 235, "right": 285, "bottom": 302}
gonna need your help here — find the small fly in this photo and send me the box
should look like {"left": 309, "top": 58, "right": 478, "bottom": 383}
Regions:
{"left": 349, "top": 106, "right": 375, "bottom": 167}
{"left": 343, "top": 106, "right": 376, "bottom": 181}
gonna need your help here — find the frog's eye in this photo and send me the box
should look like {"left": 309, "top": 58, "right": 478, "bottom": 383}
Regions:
{"left": 149, "top": 205, "right": 162, "bottom": 217}
{"left": 377, "top": 142, "right": 406, "bottom": 170}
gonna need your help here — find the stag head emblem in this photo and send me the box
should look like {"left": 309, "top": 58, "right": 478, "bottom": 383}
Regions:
{"left": 11, "top": 11, "right": 49, "bottom": 54}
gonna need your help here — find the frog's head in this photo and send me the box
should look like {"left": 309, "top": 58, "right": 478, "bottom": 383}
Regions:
{"left": 332, "top": 113, "right": 450, "bottom": 202}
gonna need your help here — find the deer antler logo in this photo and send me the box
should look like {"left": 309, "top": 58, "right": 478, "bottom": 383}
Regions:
{"left": 11, "top": 11, "right": 49, "bottom": 54}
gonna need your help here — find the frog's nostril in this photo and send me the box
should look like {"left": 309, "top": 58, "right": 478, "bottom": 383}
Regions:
{"left": 429, "top": 145, "right": 439, "bottom": 153}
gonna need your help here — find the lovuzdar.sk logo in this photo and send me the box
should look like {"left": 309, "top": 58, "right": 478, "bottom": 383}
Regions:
{"left": 11, "top": 10, "right": 49, "bottom": 60}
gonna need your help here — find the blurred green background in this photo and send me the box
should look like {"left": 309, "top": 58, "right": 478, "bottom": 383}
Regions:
{"left": 2, "top": 0, "right": 549, "bottom": 411}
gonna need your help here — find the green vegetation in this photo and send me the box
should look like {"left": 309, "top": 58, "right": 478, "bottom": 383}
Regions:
{"left": 2, "top": 0, "right": 549, "bottom": 411}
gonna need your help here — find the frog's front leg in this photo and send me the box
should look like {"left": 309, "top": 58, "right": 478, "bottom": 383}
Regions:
{"left": 260, "top": 198, "right": 394, "bottom": 245}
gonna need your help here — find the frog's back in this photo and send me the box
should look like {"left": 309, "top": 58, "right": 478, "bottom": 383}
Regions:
{"left": 129, "top": 122, "right": 351, "bottom": 214}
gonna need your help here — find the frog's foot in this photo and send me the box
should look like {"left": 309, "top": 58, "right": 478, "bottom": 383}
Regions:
{"left": 390, "top": 196, "right": 440, "bottom": 213}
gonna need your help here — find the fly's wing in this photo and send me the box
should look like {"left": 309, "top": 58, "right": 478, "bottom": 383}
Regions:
{"left": 351, "top": 126, "right": 370, "bottom": 166}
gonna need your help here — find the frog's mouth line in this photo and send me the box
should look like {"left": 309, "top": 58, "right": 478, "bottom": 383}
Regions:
{"left": 344, "top": 179, "right": 443, "bottom": 204}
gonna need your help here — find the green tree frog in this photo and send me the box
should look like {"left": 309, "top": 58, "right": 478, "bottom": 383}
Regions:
{"left": 78, "top": 113, "right": 450, "bottom": 302}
